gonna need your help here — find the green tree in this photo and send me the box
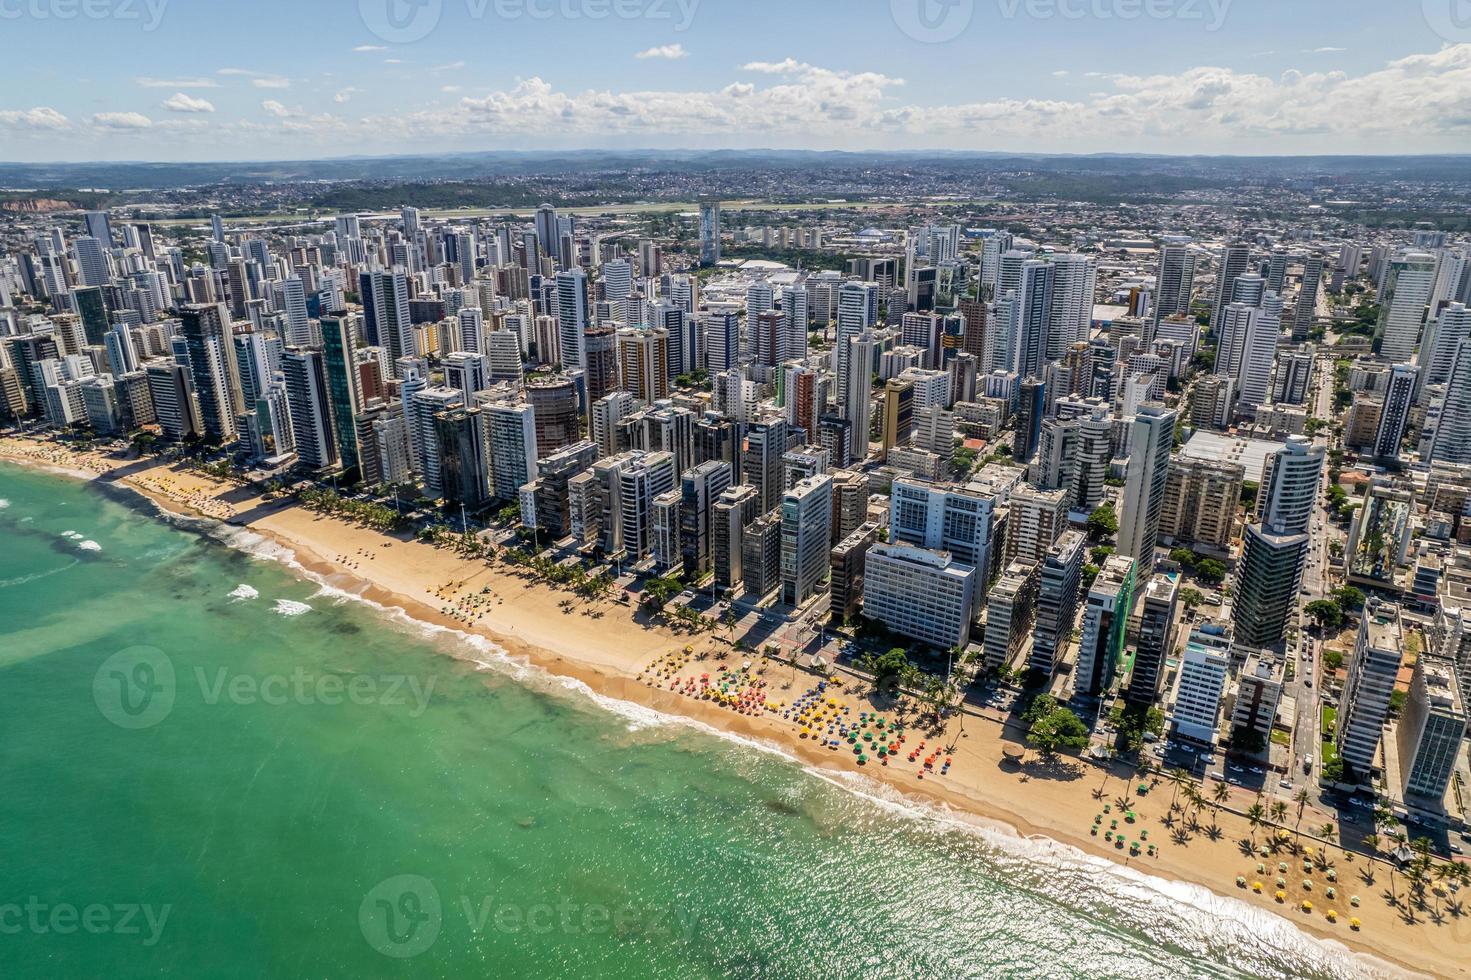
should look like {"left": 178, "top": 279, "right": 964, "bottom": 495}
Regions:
{"left": 1169, "top": 548, "right": 1198, "bottom": 568}
{"left": 1026, "top": 704, "right": 1090, "bottom": 757}
{"left": 1194, "top": 558, "right": 1226, "bottom": 584}
{"left": 1332, "top": 586, "right": 1365, "bottom": 611}
{"left": 1305, "top": 599, "right": 1345, "bottom": 631}
{"left": 867, "top": 647, "right": 912, "bottom": 686}
{"left": 1179, "top": 587, "right": 1205, "bottom": 611}
{"left": 1086, "top": 503, "right": 1118, "bottom": 542}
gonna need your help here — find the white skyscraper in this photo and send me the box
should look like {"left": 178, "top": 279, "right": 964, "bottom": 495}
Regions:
{"left": 1152, "top": 245, "right": 1196, "bottom": 328}
{"left": 780, "top": 474, "right": 832, "bottom": 606}
{"left": 1117, "top": 402, "right": 1176, "bottom": 581}
{"left": 1430, "top": 336, "right": 1471, "bottom": 465}
{"left": 1210, "top": 242, "right": 1252, "bottom": 333}
{"left": 845, "top": 331, "right": 879, "bottom": 460}
{"left": 1378, "top": 252, "right": 1437, "bottom": 362}
{"left": 74, "top": 236, "right": 110, "bottom": 287}
{"left": 1234, "top": 292, "right": 1283, "bottom": 416}
{"left": 279, "top": 276, "right": 311, "bottom": 348}
{"left": 601, "top": 259, "right": 633, "bottom": 306}
{"left": 556, "top": 268, "right": 588, "bottom": 371}
{"left": 1047, "top": 254, "right": 1096, "bottom": 358}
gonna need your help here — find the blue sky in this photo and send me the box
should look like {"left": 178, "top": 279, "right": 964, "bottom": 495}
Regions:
{"left": 1, "top": 0, "right": 1469, "bottom": 160}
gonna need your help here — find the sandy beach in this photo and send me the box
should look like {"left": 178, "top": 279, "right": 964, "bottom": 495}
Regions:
{"left": 3, "top": 436, "right": 1466, "bottom": 979}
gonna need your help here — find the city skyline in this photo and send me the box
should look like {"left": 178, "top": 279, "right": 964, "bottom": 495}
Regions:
{"left": 1, "top": 1, "right": 1470, "bottom": 161}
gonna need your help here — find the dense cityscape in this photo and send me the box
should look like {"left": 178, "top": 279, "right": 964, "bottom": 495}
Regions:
{"left": 4, "top": 150, "right": 1471, "bottom": 971}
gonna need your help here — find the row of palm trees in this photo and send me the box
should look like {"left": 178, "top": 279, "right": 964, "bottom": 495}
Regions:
{"left": 497, "top": 546, "right": 616, "bottom": 600}
{"left": 299, "top": 487, "right": 407, "bottom": 532}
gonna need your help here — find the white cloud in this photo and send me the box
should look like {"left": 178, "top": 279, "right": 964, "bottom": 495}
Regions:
{"left": 635, "top": 44, "right": 688, "bottom": 60}
{"left": 162, "top": 92, "right": 215, "bottom": 113}
{"left": 384, "top": 58, "right": 405, "bottom": 65}
{"left": 1304, "top": 46, "right": 1347, "bottom": 53}
{"left": 0, "top": 107, "right": 69, "bottom": 130}
{"left": 33, "top": 44, "right": 1471, "bottom": 157}
{"left": 433, "top": 60, "right": 466, "bottom": 72}
{"left": 353, "top": 44, "right": 387, "bottom": 52}
{"left": 441, "top": 85, "right": 462, "bottom": 93}
{"left": 217, "top": 67, "right": 255, "bottom": 76}
{"left": 742, "top": 58, "right": 809, "bottom": 74}
{"left": 1052, "top": 70, "right": 1069, "bottom": 77}
{"left": 252, "top": 76, "right": 291, "bottom": 89}
{"left": 334, "top": 88, "right": 357, "bottom": 104}
{"left": 92, "top": 111, "right": 153, "bottom": 130}
{"left": 136, "top": 76, "right": 219, "bottom": 89}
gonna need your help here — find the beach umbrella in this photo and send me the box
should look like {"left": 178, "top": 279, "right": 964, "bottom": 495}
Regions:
{"left": 1349, "top": 918, "right": 1360, "bottom": 930}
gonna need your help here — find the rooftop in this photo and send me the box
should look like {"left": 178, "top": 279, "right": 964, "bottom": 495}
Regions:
{"left": 1180, "top": 430, "right": 1286, "bottom": 483}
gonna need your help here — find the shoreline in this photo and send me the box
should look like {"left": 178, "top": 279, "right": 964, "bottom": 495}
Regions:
{"left": 1, "top": 440, "right": 1461, "bottom": 979}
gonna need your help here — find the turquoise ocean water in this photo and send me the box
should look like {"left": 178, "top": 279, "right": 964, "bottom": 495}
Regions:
{"left": 0, "top": 462, "right": 1385, "bottom": 978}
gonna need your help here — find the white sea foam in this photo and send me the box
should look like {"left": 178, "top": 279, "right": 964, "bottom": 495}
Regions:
{"left": 0, "top": 559, "right": 80, "bottom": 589}
{"left": 228, "top": 584, "right": 259, "bottom": 601}
{"left": 77, "top": 540, "right": 101, "bottom": 552}
{"left": 271, "top": 599, "right": 312, "bottom": 617}
{"left": 60, "top": 530, "right": 83, "bottom": 540}
{"left": 0, "top": 498, "right": 10, "bottom": 509}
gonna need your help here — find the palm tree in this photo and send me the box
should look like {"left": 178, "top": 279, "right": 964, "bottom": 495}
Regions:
{"left": 1246, "top": 802, "right": 1266, "bottom": 847}
{"left": 1264, "top": 799, "right": 1286, "bottom": 850}
{"left": 1292, "top": 788, "right": 1310, "bottom": 840}
{"left": 1210, "top": 780, "right": 1230, "bottom": 833}
{"left": 1182, "top": 785, "right": 1203, "bottom": 829}
{"left": 1168, "top": 767, "right": 1191, "bottom": 811}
